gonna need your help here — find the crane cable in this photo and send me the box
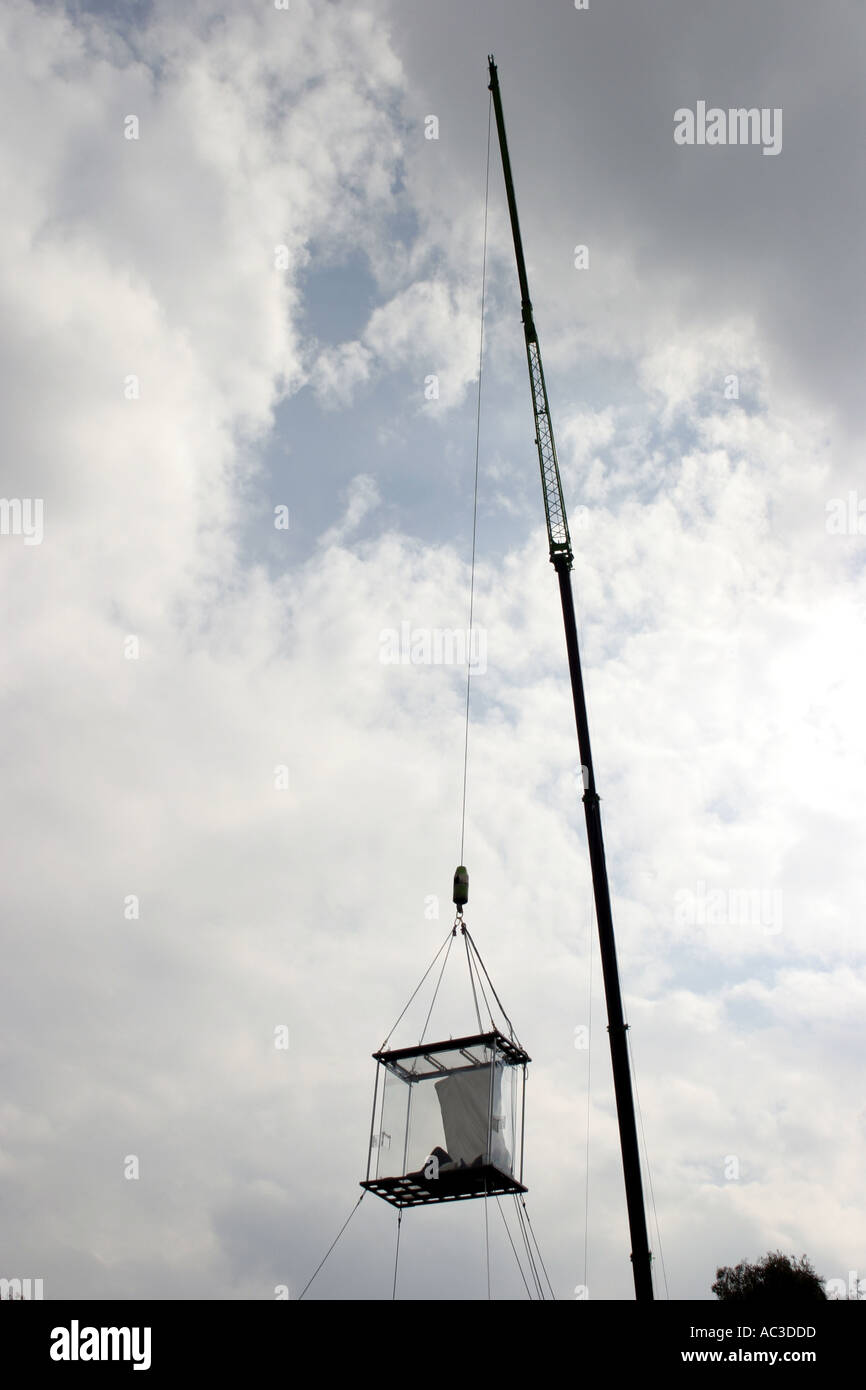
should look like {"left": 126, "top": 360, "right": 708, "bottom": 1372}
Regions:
{"left": 465, "top": 99, "right": 493, "bottom": 1304}
{"left": 519, "top": 1196, "right": 556, "bottom": 1299}
{"left": 464, "top": 928, "right": 484, "bottom": 1033}
{"left": 464, "top": 925, "right": 521, "bottom": 1045}
{"left": 514, "top": 1196, "right": 545, "bottom": 1298}
{"left": 484, "top": 1187, "right": 491, "bottom": 1300}
{"left": 379, "top": 926, "right": 454, "bottom": 1051}
{"left": 494, "top": 1195, "right": 533, "bottom": 1298}
{"left": 418, "top": 928, "right": 457, "bottom": 1046}
{"left": 458, "top": 90, "right": 492, "bottom": 867}
{"left": 296, "top": 1191, "right": 366, "bottom": 1300}
{"left": 392, "top": 1209, "right": 403, "bottom": 1300}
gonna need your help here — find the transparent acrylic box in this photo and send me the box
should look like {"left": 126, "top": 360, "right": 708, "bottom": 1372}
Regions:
{"left": 362, "top": 1030, "right": 529, "bottom": 1207}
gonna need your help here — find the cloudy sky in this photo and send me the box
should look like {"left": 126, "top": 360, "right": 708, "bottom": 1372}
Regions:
{"left": 1, "top": 0, "right": 864, "bottom": 1301}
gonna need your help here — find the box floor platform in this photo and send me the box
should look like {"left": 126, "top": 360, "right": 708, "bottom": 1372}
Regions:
{"left": 361, "top": 1163, "right": 527, "bottom": 1208}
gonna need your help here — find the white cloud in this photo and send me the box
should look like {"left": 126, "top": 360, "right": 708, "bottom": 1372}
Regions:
{"left": 1, "top": 0, "right": 864, "bottom": 1306}
{"left": 313, "top": 277, "right": 484, "bottom": 412}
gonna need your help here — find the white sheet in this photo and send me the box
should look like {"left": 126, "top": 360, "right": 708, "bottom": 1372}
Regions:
{"left": 434, "top": 1063, "right": 512, "bottom": 1172}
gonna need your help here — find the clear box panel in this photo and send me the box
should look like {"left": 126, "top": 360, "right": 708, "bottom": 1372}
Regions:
{"left": 374, "top": 1064, "right": 450, "bottom": 1179}
{"left": 495, "top": 1055, "right": 523, "bottom": 1181}
{"left": 368, "top": 1037, "right": 525, "bottom": 1183}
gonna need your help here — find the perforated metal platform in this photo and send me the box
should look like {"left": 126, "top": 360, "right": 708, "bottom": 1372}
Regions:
{"left": 361, "top": 1163, "right": 527, "bottom": 1208}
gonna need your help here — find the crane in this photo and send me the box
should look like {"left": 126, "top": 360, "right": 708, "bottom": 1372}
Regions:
{"left": 488, "top": 55, "right": 654, "bottom": 1302}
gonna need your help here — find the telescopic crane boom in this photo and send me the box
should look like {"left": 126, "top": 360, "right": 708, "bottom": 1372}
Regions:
{"left": 487, "top": 55, "right": 654, "bottom": 1302}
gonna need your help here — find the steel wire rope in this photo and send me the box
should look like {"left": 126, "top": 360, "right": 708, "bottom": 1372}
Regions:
{"left": 297, "top": 1192, "right": 366, "bottom": 1300}
{"left": 513, "top": 1195, "right": 545, "bottom": 1298}
{"left": 391, "top": 1209, "right": 403, "bottom": 1300}
{"left": 494, "top": 1194, "right": 533, "bottom": 1299}
{"left": 418, "top": 929, "right": 456, "bottom": 1046}
{"left": 380, "top": 927, "right": 454, "bottom": 1050}
{"left": 464, "top": 928, "right": 484, "bottom": 1033}
{"left": 464, "top": 927, "right": 521, "bottom": 1044}
{"left": 484, "top": 1180, "right": 491, "bottom": 1300}
{"left": 458, "top": 90, "right": 492, "bottom": 868}
{"left": 466, "top": 934, "right": 495, "bottom": 1030}
{"left": 519, "top": 1197, "right": 556, "bottom": 1300}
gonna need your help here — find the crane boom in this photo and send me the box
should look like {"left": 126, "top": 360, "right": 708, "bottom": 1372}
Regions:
{"left": 486, "top": 66, "right": 572, "bottom": 567}
{"left": 487, "top": 55, "right": 654, "bottom": 1302}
